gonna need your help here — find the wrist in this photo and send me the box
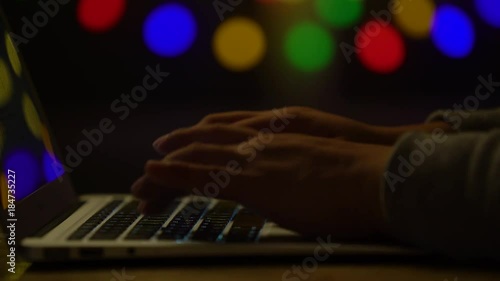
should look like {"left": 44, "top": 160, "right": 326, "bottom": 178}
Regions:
{"left": 369, "top": 122, "right": 453, "bottom": 145}
{"left": 357, "top": 144, "right": 394, "bottom": 238}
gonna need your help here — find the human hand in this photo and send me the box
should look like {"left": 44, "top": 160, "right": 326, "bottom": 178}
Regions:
{"left": 132, "top": 126, "right": 393, "bottom": 240}
{"left": 152, "top": 107, "right": 451, "bottom": 153}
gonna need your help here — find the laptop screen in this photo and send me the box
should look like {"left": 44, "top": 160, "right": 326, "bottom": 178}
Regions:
{"left": 0, "top": 13, "right": 64, "bottom": 208}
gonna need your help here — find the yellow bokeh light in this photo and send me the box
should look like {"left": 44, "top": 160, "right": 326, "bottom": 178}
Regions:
{"left": 0, "top": 123, "right": 4, "bottom": 155}
{"left": 213, "top": 17, "right": 266, "bottom": 71}
{"left": 394, "top": 0, "right": 435, "bottom": 39}
{"left": 41, "top": 125, "right": 54, "bottom": 155}
{"left": 5, "top": 32, "right": 22, "bottom": 77}
{"left": 0, "top": 59, "right": 13, "bottom": 107}
{"left": 22, "top": 93, "right": 42, "bottom": 139}
{"left": 1, "top": 174, "right": 7, "bottom": 209}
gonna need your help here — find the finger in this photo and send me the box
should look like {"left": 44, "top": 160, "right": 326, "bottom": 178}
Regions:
{"left": 131, "top": 175, "right": 186, "bottom": 201}
{"left": 153, "top": 124, "right": 258, "bottom": 155}
{"left": 233, "top": 115, "right": 307, "bottom": 134}
{"left": 197, "top": 111, "right": 264, "bottom": 125}
{"left": 167, "top": 143, "right": 244, "bottom": 166}
{"left": 145, "top": 160, "right": 242, "bottom": 201}
{"left": 151, "top": 112, "right": 263, "bottom": 149}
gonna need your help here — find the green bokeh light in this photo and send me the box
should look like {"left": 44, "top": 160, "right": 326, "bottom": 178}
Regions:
{"left": 285, "top": 22, "right": 335, "bottom": 72}
{"left": 315, "top": 0, "right": 364, "bottom": 28}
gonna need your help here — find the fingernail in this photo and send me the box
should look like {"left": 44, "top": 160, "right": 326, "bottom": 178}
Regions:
{"left": 152, "top": 135, "right": 168, "bottom": 151}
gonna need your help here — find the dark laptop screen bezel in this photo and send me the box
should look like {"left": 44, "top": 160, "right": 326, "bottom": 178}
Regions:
{"left": 0, "top": 5, "right": 78, "bottom": 240}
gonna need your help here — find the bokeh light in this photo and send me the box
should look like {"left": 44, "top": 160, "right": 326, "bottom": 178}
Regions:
{"left": 77, "top": 0, "right": 126, "bottom": 33}
{"left": 279, "top": 0, "right": 305, "bottom": 3}
{"left": 475, "top": 0, "right": 500, "bottom": 28}
{"left": 431, "top": 5, "right": 475, "bottom": 58}
{"left": 257, "top": 0, "right": 305, "bottom": 3}
{"left": 315, "top": 0, "right": 364, "bottom": 28}
{"left": 213, "top": 17, "right": 266, "bottom": 71}
{"left": 394, "top": 0, "right": 435, "bottom": 38}
{"left": 41, "top": 125, "right": 54, "bottom": 155}
{"left": 1, "top": 173, "right": 6, "bottom": 209}
{"left": 0, "top": 123, "right": 4, "bottom": 156}
{"left": 3, "top": 149, "right": 41, "bottom": 200}
{"left": 43, "top": 151, "right": 64, "bottom": 182}
{"left": 285, "top": 22, "right": 335, "bottom": 72}
{"left": 144, "top": 3, "right": 197, "bottom": 57}
{"left": 256, "top": 0, "right": 279, "bottom": 3}
{"left": 357, "top": 22, "right": 406, "bottom": 74}
{"left": 0, "top": 59, "right": 12, "bottom": 107}
{"left": 22, "top": 93, "right": 42, "bottom": 139}
{"left": 5, "top": 32, "right": 22, "bottom": 76}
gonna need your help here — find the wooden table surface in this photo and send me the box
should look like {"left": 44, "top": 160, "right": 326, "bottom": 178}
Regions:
{"left": 20, "top": 257, "right": 500, "bottom": 281}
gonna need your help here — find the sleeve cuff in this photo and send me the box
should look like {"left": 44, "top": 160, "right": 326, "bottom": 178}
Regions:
{"left": 426, "top": 108, "right": 500, "bottom": 132}
{"left": 382, "top": 130, "right": 500, "bottom": 260}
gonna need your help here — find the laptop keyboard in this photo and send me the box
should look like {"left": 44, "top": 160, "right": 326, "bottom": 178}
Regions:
{"left": 226, "top": 208, "right": 266, "bottom": 242}
{"left": 67, "top": 198, "right": 266, "bottom": 243}
{"left": 157, "top": 200, "right": 210, "bottom": 240}
{"left": 191, "top": 201, "right": 238, "bottom": 242}
{"left": 125, "top": 200, "right": 180, "bottom": 240}
{"left": 67, "top": 200, "right": 123, "bottom": 240}
{"left": 90, "top": 201, "right": 141, "bottom": 240}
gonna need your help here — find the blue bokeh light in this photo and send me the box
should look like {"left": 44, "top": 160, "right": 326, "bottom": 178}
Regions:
{"left": 431, "top": 5, "right": 475, "bottom": 58}
{"left": 43, "top": 151, "right": 64, "bottom": 182}
{"left": 143, "top": 3, "right": 197, "bottom": 57}
{"left": 475, "top": 0, "right": 500, "bottom": 28}
{"left": 3, "top": 149, "right": 41, "bottom": 200}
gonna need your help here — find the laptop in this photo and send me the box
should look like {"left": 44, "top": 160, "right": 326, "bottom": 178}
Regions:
{"left": 0, "top": 7, "right": 415, "bottom": 262}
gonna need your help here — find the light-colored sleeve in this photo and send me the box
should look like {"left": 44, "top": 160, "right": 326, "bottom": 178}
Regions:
{"left": 382, "top": 122, "right": 500, "bottom": 259}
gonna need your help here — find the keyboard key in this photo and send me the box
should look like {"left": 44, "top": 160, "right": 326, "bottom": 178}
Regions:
{"left": 225, "top": 208, "right": 266, "bottom": 243}
{"left": 192, "top": 201, "right": 238, "bottom": 242}
{"left": 158, "top": 199, "right": 210, "bottom": 240}
{"left": 125, "top": 200, "right": 181, "bottom": 240}
{"left": 90, "top": 201, "right": 140, "bottom": 240}
{"left": 67, "top": 200, "right": 123, "bottom": 240}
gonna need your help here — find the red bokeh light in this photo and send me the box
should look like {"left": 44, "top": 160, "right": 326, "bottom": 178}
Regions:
{"left": 356, "top": 21, "right": 406, "bottom": 74}
{"left": 77, "top": 0, "right": 126, "bottom": 33}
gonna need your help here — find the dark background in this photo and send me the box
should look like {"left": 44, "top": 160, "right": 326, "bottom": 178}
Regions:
{"left": 2, "top": 0, "right": 499, "bottom": 195}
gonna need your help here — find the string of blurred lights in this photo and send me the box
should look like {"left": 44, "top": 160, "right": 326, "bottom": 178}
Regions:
{"left": 73, "top": 0, "right": 499, "bottom": 74}
{"left": 1, "top": 0, "right": 500, "bottom": 204}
